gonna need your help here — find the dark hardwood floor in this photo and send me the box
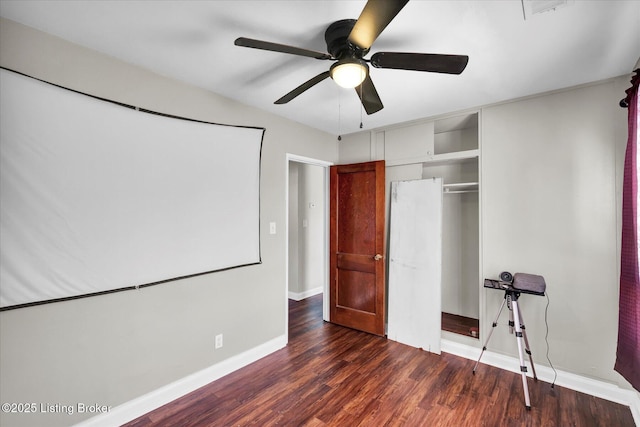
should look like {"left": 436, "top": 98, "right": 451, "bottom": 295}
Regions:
{"left": 124, "top": 294, "right": 634, "bottom": 426}
{"left": 442, "top": 312, "right": 480, "bottom": 339}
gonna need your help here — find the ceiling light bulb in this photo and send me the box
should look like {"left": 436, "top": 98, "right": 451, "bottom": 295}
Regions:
{"left": 330, "top": 59, "right": 367, "bottom": 89}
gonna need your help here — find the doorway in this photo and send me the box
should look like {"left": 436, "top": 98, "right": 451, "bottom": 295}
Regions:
{"left": 286, "top": 154, "right": 332, "bottom": 336}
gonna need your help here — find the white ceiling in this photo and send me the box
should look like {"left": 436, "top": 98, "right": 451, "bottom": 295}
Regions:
{"left": 1, "top": 0, "right": 638, "bottom": 135}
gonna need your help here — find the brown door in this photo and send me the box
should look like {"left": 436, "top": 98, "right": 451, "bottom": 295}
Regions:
{"left": 329, "top": 160, "right": 386, "bottom": 336}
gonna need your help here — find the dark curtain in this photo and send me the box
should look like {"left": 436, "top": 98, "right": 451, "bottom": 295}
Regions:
{"left": 615, "top": 69, "right": 640, "bottom": 391}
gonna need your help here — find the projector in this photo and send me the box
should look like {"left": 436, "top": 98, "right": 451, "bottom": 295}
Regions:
{"left": 484, "top": 271, "right": 546, "bottom": 296}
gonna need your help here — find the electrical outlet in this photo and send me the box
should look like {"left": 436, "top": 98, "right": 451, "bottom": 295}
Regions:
{"left": 215, "top": 334, "right": 223, "bottom": 349}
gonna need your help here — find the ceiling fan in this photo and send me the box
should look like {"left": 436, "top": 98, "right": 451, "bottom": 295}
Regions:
{"left": 234, "top": 0, "right": 469, "bottom": 115}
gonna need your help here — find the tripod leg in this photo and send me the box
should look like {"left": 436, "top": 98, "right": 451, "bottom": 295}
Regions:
{"left": 517, "top": 305, "right": 538, "bottom": 381}
{"left": 511, "top": 299, "right": 531, "bottom": 409}
{"left": 508, "top": 298, "right": 514, "bottom": 334}
{"left": 473, "top": 297, "right": 507, "bottom": 375}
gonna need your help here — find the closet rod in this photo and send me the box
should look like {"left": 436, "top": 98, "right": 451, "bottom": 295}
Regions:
{"left": 444, "top": 190, "right": 478, "bottom": 194}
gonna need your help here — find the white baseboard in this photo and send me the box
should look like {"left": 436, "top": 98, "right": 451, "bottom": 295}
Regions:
{"left": 441, "top": 339, "right": 640, "bottom": 426}
{"left": 74, "top": 334, "right": 287, "bottom": 427}
{"left": 288, "top": 287, "right": 323, "bottom": 301}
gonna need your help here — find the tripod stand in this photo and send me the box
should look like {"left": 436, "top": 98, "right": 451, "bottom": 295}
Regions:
{"left": 473, "top": 287, "right": 538, "bottom": 409}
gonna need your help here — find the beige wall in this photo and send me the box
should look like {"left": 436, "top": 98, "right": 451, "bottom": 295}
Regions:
{"left": 288, "top": 162, "right": 325, "bottom": 298}
{"left": 288, "top": 162, "right": 301, "bottom": 294}
{"left": 0, "top": 18, "right": 337, "bottom": 427}
{"left": 481, "top": 78, "right": 628, "bottom": 384}
{"left": 297, "top": 164, "right": 326, "bottom": 295}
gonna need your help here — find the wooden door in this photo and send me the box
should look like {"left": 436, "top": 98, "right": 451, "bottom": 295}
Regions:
{"left": 329, "top": 160, "right": 386, "bottom": 336}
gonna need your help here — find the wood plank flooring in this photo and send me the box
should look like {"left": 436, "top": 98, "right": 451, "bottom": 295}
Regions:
{"left": 442, "top": 312, "right": 480, "bottom": 339}
{"left": 124, "top": 295, "right": 634, "bottom": 426}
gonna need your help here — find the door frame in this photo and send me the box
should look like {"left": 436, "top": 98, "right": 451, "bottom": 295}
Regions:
{"left": 285, "top": 154, "right": 333, "bottom": 338}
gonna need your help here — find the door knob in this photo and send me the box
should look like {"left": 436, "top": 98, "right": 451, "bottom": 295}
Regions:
{"left": 374, "top": 254, "right": 383, "bottom": 261}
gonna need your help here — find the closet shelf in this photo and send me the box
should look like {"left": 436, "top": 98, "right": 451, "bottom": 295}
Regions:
{"left": 443, "top": 182, "right": 479, "bottom": 194}
{"left": 385, "top": 149, "right": 479, "bottom": 167}
{"left": 428, "top": 149, "right": 479, "bottom": 165}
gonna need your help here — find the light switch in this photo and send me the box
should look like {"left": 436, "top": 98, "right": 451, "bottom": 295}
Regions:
{"left": 269, "top": 222, "right": 276, "bottom": 234}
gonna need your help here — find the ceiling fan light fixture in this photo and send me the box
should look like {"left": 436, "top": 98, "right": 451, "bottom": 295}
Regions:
{"left": 330, "top": 58, "right": 368, "bottom": 88}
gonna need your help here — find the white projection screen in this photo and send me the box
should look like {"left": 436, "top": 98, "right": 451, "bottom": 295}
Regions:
{"left": 0, "top": 69, "right": 264, "bottom": 309}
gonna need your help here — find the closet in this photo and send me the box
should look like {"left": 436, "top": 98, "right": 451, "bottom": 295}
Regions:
{"left": 424, "top": 113, "right": 480, "bottom": 339}
{"left": 338, "top": 111, "right": 481, "bottom": 343}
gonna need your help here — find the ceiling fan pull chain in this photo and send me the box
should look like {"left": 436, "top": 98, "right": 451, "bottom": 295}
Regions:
{"left": 360, "top": 83, "right": 364, "bottom": 129}
{"left": 338, "top": 89, "right": 342, "bottom": 141}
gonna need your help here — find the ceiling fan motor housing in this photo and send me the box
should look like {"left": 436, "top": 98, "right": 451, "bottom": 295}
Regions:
{"left": 325, "top": 19, "right": 368, "bottom": 59}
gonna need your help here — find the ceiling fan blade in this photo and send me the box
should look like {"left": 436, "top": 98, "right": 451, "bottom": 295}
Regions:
{"left": 275, "top": 71, "right": 331, "bottom": 104}
{"left": 348, "top": 0, "right": 410, "bottom": 51}
{"left": 355, "top": 75, "right": 384, "bottom": 115}
{"left": 371, "top": 52, "right": 469, "bottom": 74}
{"left": 235, "top": 37, "right": 332, "bottom": 60}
